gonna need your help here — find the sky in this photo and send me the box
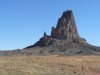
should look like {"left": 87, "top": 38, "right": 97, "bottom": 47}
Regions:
{"left": 0, "top": 0, "right": 100, "bottom": 50}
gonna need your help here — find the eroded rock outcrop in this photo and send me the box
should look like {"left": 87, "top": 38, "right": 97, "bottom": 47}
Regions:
{"left": 26, "top": 10, "right": 86, "bottom": 48}
{"left": 51, "top": 10, "right": 79, "bottom": 40}
{"left": 0, "top": 10, "right": 100, "bottom": 56}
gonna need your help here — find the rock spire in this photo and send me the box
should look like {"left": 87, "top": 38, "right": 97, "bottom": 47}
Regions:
{"left": 26, "top": 10, "right": 87, "bottom": 48}
{"left": 51, "top": 10, "right": 79, "bottom": 40}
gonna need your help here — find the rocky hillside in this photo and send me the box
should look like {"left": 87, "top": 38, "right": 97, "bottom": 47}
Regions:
{"left": 26, "top": 10, "right": 86, "bottom": 48}
{"left": 24, "top": 10, "right": 100, "bottom": 55}
{"left": 0, "top": 10, "right": 100, "bottom": 56}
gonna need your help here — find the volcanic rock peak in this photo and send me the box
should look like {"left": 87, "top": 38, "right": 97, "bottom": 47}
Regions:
{"left": 51, "top": 10, "right": 79, "bottom": 40}
{"left": 26, "top": 10, "right": 87, "bottom": 48}
{"left": 0, "top": 10, "right": 100, "bottom": 56}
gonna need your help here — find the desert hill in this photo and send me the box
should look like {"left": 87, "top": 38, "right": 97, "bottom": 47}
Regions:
{"left": 0, "top": 10, "right": 100, "bottom": 56}
{"left": 24, "top": 10, "right": 100, "bottom": 55}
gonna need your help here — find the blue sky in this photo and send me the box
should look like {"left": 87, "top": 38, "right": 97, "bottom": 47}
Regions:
{"left": 0, "top": 0, "right": 100, "bottom": 50}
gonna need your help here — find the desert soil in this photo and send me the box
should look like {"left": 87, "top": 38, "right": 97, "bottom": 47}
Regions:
{"left": 0, "top": 55, "right": 100, "bottom": 75}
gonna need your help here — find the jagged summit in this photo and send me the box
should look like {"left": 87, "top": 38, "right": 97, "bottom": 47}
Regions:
{"left": 26, "top": 10, "right": 86, "bottom": 48}
{"left": 51, "top": 10, "right": 79, "bottom": 40}
{"left": 0, "top": 10, "right": 100, "bottom": 56}
{"left": 23, "top": 10, "right": 100, "bottom": 55}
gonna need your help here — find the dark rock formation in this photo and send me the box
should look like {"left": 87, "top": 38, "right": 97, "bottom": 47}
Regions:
{"left": 26, "top": 10, "right": 86, "bottom": 48}
{"left": 51, "top": 10, "right": 79, "bottom": 40}
{"left": 24, "top": 10, "right": 100, "bottom": 55}
{"left": 0, "top": 10, "right": 100, "bottom": 56}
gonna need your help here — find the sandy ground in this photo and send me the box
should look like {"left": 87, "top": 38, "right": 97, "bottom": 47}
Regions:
{"left": 0, "top": 55, "right": 100, "bottom": 75}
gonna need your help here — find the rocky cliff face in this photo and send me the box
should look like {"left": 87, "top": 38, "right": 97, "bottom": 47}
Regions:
{"left": 1, "top": 10, "right": 99, "bottom": 56}
{"left": 51, "top": 10, "right": 79, "bottom": 40}
{"left": 0, "top": 10, "right": 100, "bottom": 56}
{"left": 13, "top": 10, "right": 99, "bottom": 56}
{"left": 26, "top": 10, "right": 87, "bottom": 48}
